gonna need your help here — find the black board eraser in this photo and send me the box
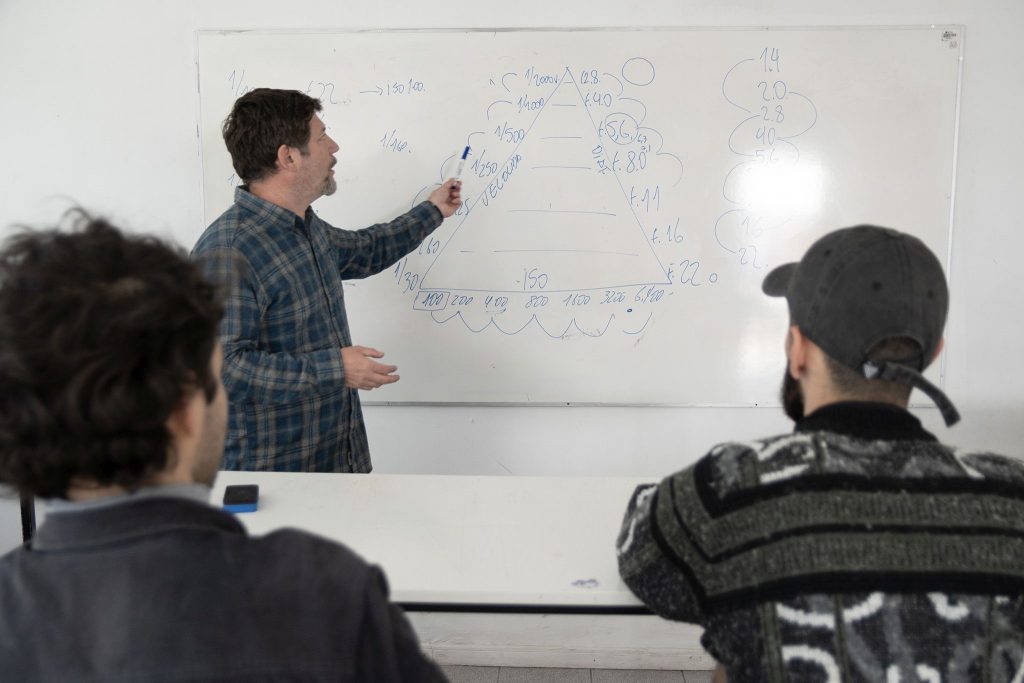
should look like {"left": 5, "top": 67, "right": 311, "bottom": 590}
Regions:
{"left": 223, "top": 484, "right": 259, "bottom": 513}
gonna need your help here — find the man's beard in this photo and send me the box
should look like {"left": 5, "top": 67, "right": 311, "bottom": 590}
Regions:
{"left": 780, "top": 367, "right": 805, "bottom": 423}
{"left": 322, "top": 175, "right": 337, "bottom": 197}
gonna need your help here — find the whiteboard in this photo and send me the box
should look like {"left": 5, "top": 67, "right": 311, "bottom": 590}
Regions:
{"left": 196, "top": 27, "right": 962, "bottom": 405}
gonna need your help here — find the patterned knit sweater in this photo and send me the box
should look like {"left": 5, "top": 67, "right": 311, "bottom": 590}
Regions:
{"left": 616, "top": 402, "right": 1024, "bottom": 682}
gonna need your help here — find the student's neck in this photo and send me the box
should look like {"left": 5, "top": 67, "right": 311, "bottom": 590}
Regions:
{"left": 248, "top": 181, "right": 310, "bottom": 219}
{"left": 65, "top": 471, "right": 194, "bottom": 502}
{"left": 65, "top": 483, "right": 130, "bottom": 502}
{"left": 802, "top": 382, "right": 908, "bottom": 416}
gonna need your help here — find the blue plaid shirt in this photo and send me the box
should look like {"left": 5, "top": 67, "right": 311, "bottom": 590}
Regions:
{"left": 191, "top": 187, "right": 442, "bottom": 472}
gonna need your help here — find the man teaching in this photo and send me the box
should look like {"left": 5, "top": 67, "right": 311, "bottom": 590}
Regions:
{"left": 193, "top": 88, "right": 461, "bottom": 472}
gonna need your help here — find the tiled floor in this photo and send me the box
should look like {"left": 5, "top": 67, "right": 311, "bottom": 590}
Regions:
{"left": 441, "top": 667, "right": 712, "bottom": 683}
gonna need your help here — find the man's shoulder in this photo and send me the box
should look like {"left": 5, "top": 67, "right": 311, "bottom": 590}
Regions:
{"left": 950, "top": 447, "right": 1024, "bottom": 485}
{"left": 685, "top": 434, "right": 808, "bottom": 498}
{"left": 245, "top": 527, "right": 376, "bottom": 575}
{"left": 206, "top": 526, "right": 386, "bottom": 605}
{"left": 689, "top": 430, "right": 1024, "bottom": 504}
{"left": 193, "top": 203, "right": 257, "bottom": 252}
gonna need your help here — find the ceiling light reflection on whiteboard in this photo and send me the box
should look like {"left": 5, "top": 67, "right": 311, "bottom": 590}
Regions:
{"left": 738, "top": 162, "right": 823, "bottom": 217}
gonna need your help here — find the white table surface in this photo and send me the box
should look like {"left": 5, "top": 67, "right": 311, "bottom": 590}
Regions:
{"left": 211, "top": 472, "right": 654, "bottom": 609}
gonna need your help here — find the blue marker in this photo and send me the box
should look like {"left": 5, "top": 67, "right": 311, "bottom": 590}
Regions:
{"left": 455, "top": 145, "right": 470, "bottom": 180}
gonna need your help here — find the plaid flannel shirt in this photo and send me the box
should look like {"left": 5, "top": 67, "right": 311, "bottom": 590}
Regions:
{"left": 191, "top": 187, "right": 442, "bottom": 472}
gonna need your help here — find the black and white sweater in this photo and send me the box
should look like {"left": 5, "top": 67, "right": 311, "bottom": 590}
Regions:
{"left": 617, "top": 402, "right": 1024, "bottom": 682}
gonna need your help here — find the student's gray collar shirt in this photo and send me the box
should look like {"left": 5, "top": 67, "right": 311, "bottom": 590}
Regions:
{"left": 3, "top": 490, "right": 448, "bottom": 681}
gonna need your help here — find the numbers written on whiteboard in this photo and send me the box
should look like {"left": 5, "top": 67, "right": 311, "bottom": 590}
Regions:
{"left": 760, "top": 47, "right": 780, "bottom": 73}
{"left": 371, "top": 55, "right": 698, "bottom": 338}
{"left": 494, "top": 121, "right": 526, "bottom": 143}
{"left": 393, "top": 257, "right": 424, "bottom": 295}
{"left": 521, "top": 267, "right": 549, "bottom": 291}
{"left": 227, "top": 69, "right": 253, "bottom": 97}
{"left": 361, "top": 79, "right": 426, "bottom": 96}
{"left": 305, "top": 80, "right": 338, "bottom": 104}
{"left": 380, "top": 128, "right": 411, "bottom": 154}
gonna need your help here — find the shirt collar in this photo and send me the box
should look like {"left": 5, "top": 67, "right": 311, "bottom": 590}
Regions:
{"left": 234, "top": 185, "right": 314, "bottom": 230}
{"left": 31, "top": 496, "right": 244, "bottom": 552}
{"left": 44, "top": 483, "right": 212, "bottom": 514}
{"left": 795, "top": 401, "right": 937, "bottom": 442}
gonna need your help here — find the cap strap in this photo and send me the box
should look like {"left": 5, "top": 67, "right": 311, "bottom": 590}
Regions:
{"left": 863, "top": 361, "right": 961, "bottom": 427}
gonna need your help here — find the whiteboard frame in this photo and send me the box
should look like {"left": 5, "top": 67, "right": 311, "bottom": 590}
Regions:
{"left": 193, "top": 25, "right": 964, "bottom": 408}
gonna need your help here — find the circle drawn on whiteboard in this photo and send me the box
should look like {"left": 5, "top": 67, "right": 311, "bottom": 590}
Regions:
{"left": 621, "top": 57, "right": 655, "bottom": 86}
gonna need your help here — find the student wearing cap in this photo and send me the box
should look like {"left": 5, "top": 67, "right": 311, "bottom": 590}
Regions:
{"left": 616, "top": 226, "right": 1024, "bottom": 682}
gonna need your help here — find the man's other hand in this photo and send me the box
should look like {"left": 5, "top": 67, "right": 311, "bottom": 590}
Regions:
{"left": 341, "top": 346, "right": 400, "bottom": 390}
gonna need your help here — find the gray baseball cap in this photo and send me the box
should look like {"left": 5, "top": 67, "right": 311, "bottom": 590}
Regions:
{"left": 762, "top": 225, "right": 959, "bottom": 426}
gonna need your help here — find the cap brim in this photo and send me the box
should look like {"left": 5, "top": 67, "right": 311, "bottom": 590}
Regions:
{"left": 762, "top": 263, "right": 797, "bottom": 297}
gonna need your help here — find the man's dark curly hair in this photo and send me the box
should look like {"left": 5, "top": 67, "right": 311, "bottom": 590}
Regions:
{"left": 0, "top": 211, "right": 223, "bottom": 498}
{"left": 223, "top": 88, "right": 322, "bottom": 183}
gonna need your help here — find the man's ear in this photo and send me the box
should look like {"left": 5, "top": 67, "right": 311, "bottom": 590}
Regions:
{"left": 787, "top": 325, "right": 809, "bottom": 379}
{"left": 166, "top": 389, "right": 203, "bottom": 442}
{"left": 276, "top": 143, "right": 295, "bottom": 172}
{"left": 930, "top": 337, "right": 945, "bottom": 365}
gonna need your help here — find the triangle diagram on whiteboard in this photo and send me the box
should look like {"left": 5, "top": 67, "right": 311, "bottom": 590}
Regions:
{"left": 420, "top": 68, "right": 670, "bottom": 294}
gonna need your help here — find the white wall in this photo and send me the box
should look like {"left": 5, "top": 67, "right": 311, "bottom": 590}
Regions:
{"left": 0, "top": 1, "right": 1021, "bottom": 512}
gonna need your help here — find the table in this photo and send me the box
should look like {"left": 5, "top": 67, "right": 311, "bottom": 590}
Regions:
{"left": 211, "top": 472, "right": 712, "bottom": 669}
